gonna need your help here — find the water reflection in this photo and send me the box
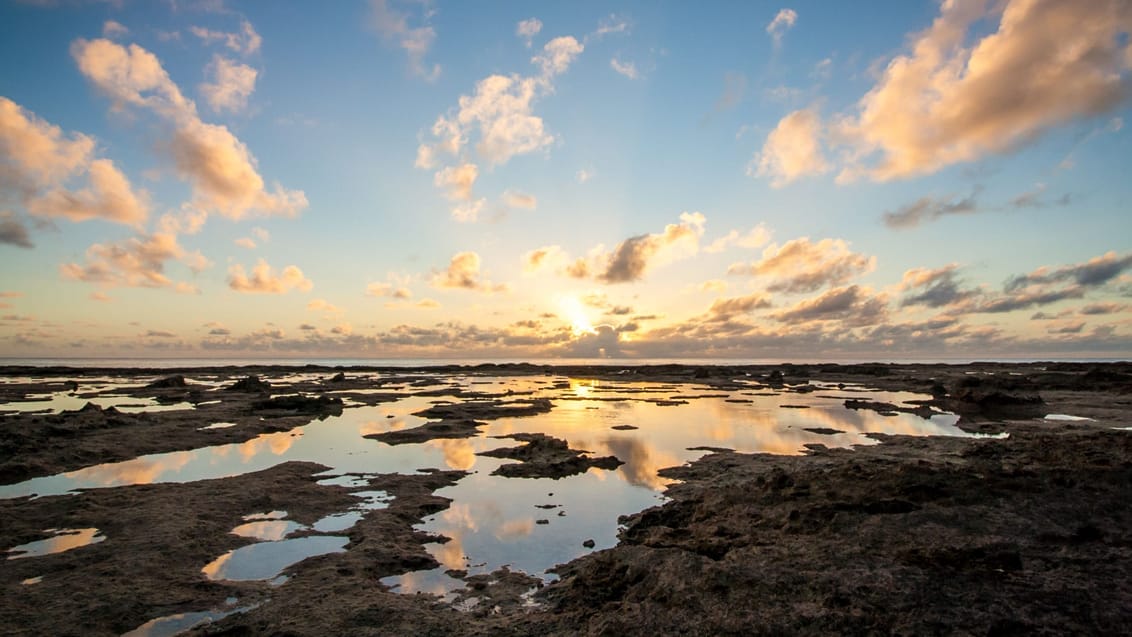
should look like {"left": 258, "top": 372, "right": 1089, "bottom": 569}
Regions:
{"left": 201, "top": 536, "right": 348, "bottom": 581}
{"left": 2, "top": 373, "right": 997, "bottom": 602}
{"left": 6, "top": 528, "right": 105, "bottom": 559}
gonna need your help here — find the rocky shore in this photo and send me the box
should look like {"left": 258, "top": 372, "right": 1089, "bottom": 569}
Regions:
{"left": 0, "top": 362, "right": 1129, "bottom": 636}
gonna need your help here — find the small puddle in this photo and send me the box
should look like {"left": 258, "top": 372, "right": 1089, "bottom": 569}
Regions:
{"left": 122, "top": 599, "right": 257, "bottom": 637}
{"left": 6, "top": 528, "right": 105, "bottom": 560}
{"left": 202, "top": 536, "right": 349, "bottom": 581}
{"left": 1043, "top": 414, "right": 1095, "bottom": 421}
{"left": 230, "top": 520, "right": 307, "bottom": 541}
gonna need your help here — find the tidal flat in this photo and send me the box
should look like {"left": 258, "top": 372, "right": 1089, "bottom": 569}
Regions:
{"left": 1, "top": 362, "right": 1130, "bottom": 635}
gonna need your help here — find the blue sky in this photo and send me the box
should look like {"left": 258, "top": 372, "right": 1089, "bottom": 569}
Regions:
{"left": 1, "top": 0, "right": 1130, "bottom": 359}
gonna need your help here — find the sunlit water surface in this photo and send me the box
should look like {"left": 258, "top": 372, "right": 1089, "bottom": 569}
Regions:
{"left": 2, "top": 373, "right": 989, "bottom": 604}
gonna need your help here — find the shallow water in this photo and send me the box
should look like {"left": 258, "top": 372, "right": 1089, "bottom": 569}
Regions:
{"left": 6, "top": 527, "right": 105, "bottom": 560}
{"left": 1, "top": 372, "right": 990, "bottom": 599}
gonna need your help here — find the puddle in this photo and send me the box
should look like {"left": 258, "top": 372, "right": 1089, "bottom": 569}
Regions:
{"left": 6, "top": 528, "right": 105, "bottom": 560}
{"left": 202, "top": 536, "right": 349, "bottom": 581}
{"left": 200, "top": 422, "right": 238, "bottom": 430}
{"left": 21, "top": 576, "right": 44, "bottom": 585}
{"left": 122, "top": 600, "right": 257, "bottom": 637}
{"left": 230, "top": 520, "right": 307, "bottom": 541}
{"left": 1043, "top": 414, "right": 1095, "bottom": 421}
{"left": 1, "top": 372, "right": 998, "bottom": 600}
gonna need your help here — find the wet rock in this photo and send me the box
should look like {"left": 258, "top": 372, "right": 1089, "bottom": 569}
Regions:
{"left": 251, "top": 394, "right": 343, "bottom": 414}
{"left": 226, "top": 375, "right": 272, "bottom": 392}
{"left": 479, "top": 433, "right": 624, "bottom": 479}
{"left": 582, "top": 539, "right": 595, "bottom": 548}
{"left": 412, "top": 398, "right": 553, "bottom": 420}
{"left": 611, "top": 424, "right": 638, "bottom": 430}
{"left": 146, "top": 375, "right": 187, "bottom": 389}
{"left": 949, "top": 376, "right": 1044, "bottom": 414}
{"left": 844, "top": 398, "right": 937, "bottom": 419}
{"left": 803, "top": 427, "right": 844, "bottom": 435}
{"left": 328, "top": 372, "right": 347, "bottom": 383}
{"left": 366, "top": 418, "right": 484, "bottom": 445}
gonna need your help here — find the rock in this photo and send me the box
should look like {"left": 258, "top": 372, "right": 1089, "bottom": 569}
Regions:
{"left": 328, "top": 372, "right": 347, "bottom": 383}
{"left": 146, "top": 375, "right": 187, "bottom": 389}
{"left": 251, "top": 394, "right": 343, "bottom": 414}
{"left": 226, "top": 375, "right": 272, "bottom": 392}
{"left": 582, "top": 539, "right": 595, "bottom": 548}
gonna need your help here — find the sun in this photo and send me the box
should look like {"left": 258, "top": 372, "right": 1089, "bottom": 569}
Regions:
{"left": 559, "top": 296, "right": 597, "bottom": 336}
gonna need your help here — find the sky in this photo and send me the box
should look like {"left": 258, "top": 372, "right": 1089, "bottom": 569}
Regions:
{"left": 0, "top": 0, "right": 1130, "bottom": 361}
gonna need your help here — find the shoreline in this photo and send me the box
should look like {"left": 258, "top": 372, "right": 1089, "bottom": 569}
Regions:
{"left": 2, "top": 362, "right": 1129, "bottom": 635}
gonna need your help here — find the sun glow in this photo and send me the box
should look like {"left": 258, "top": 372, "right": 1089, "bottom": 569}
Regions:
{"left": 560, "top": 296, "right": 597, "bottom": 336}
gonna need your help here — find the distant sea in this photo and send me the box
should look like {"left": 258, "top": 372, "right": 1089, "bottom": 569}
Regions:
{"left": 0, "top": 357, "right": 1126, "bottom": 369}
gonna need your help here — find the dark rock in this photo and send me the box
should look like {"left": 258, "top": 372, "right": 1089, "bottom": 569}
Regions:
{"left": 582, "top": 539, "right": 595, "bottom": 548}
{"left": 146, "top": 375, "right": 187, "bottom": 389}
{"left": 251, "top": 394, "right": 343, "bottom": 414}
{"left": 226, "top": 375, "right": 272, "bottom": 392}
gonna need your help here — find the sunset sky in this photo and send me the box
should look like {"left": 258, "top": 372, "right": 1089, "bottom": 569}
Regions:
{"left": 1, "top": 0, "right": 1130, "bottom": 360}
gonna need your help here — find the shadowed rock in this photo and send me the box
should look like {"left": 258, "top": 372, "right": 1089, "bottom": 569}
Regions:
{"left": 479, "top": 433, "right": 623, "bottom": 479}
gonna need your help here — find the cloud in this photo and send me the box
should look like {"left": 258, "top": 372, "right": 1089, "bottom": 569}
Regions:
{"left": 1, "top": 96, "right": 149, "bottom": 227}
{"left": 1005, "top": 251, "right": 1132, "bottom": 291}
{"left": 502, "top": 189, "right": 537, "bottom": 210}
{"left": 144, "top": 329, "right": 177, "bottom": 338}
{"left": 748, "top": 107, "right": 827, "bottom": 187}
{"left": 167, "top": 119, "right": 308, "bottom": 219}
{"left": 430, "top": 251, "right": 505, "bottom": 293}
{"left": 728, "top": 237, "right": 875, "bottom": 294}
{"left": 596, "top": 212, "right": 706, "bottom": 283}
{"left": 200, "top": 55, "right": 257, "bottom": 113}
{"left": 228, "top": 259, "right": 313, "bottom": 293}
{"left": 1080, "top": 302, "right": 1127, "bottom": 316}
{"left": 593, "top": 14, "right": 630, "bottom": 38}
{"left": 900, "top": 264, "right": 976, "bottom": 308}
{"left": 0, "top": 212, "right": 33, "bottom": 248}
{"left": 61, "top": 232, "right": 205, "bottom": 289}
{"left": 234, "top": 237, "right": 256, "bottom": 249}
{"left": 708, "top": 293, "right": 773, "bottom": 320}
{"left": 522, "top": 245, "right": 566, "bottom": 274}
{"left": 370, "top": 0, "right": 439, "bottom": 80}
{"left": 575, "top": 168, "right": 593, "bottom": 183}
{"left": 307, "top": 298, "right": 342, "bottom": 313}
{"left": 366, "top": 282, "right": 411, "bottom": 299}
{"left": 835, "top": 0, "right": 1132, "bottom": 182}
{"left": 883, "top": 192, "right": 978, "bottom": 229}
{"left": 766, "top": 8, "right": 798, "bottom": 47}
{"left": 27, "top": 158, "right": 149, "bottom": 225}
{"left": 188, "top": 20, "right": 261, "bottom": 56}
{"left": 516, "top": 18, "right": 542, "bottom": 47}
{"left": 102, "top": 20, "right": 128, "bottom": 39}
{"left": 704, "top": 224, "right": 771, "bottom": 253}
{"left": 610, "top": 57, "right": 638, "bottom": 79}
{"left": 775, "top": 285, "right": 888, "bottom": 325}
{"left": 71, "top": 39, "right": 307, "bottom": 220}
{"left": 450, "top": 198, "right": 485, "bottom": 222}
{"left": 433, "top": 163, "right": 478, "bottom": 201}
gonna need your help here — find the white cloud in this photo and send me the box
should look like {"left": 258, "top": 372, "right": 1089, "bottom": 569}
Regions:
{"left": 728, "top": 237, "right": 875, "bottom": 294}
{"left": 61, "top": 232, "right": 205, "bottom": 289}
{"left": 71, "top": 39, "right": 307, "bottom": 220}
{"left": 516, "top": 18, "right": 542, "bottom": 48}
{"left": 1, "top": 96, "right": 148, "bottom": 226}
{"left": 102, "top": 20, "right": 128, "bottom": 39}
{"left": 188, "top": 20, "right": 261, "bottom": 56}
{"left": 433, "top": 163, "right": 478, "bottom": 201}
{"left": 766, "top": 8, "right": 798, "bottom": 47}
{"left": 749, "top": 107, "right": 828, "bottom": 187}
{"left": 755, "top": 0, "right": 1132, "bottom": 186}
{"left": 370, "top": 0, "right": 439, "bottom": 80}
{"left": 430, "top": 251, "right": 506, "bottom": 293}
{"left": 228, "top": 259, "right": 313, "bottom": 294}
{"left": 200, "top": 55, "right": 257, "bottom": 113}
{"left": 502, "top": 189, "right": 537, "bottom": 210}
{"left": 576, "top": 168, "right": 593, "bottom": 183}
{"left": 610, "top": 57, "right": 638, "bottom": 79}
